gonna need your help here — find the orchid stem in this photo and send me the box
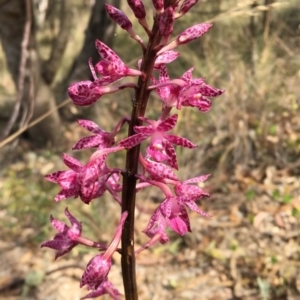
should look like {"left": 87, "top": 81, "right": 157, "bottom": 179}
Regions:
{"left": 121, "top": 13, "right": 163, "bottom": 300}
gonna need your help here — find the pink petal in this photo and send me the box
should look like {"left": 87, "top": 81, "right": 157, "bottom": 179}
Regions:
{"left": 183, "top": 174, "right": 210, "bottom": 184}
{"left": 153, "top": 65, "right": 172, "bottom": 102}
{"left": 41, "top": 239, "right": 62, "bottom": 250}
{"left": 181, "top": 67, "right": 194, "bottom": 82}
{"left": 94, "top": 75, "right": 124, "bottom": 86}
{"left": 147, "top": 146, "right": 168, "bottom": 162}
{"left": 50, "top": 215, "right": 69, "bottom": 233}
{"left": 167, "top": 215, "right": 189, "bottom": 236}
{"left": 156, "top": 114, "right": 177, "bottom": 132}
{"left": 80, "top": 280, "right": 121, "bottom": 300}
{"left": 95, "top": 40, "right": 127, "bottom": 73}
{"left": 65, "top": 208, "right": 82, "bottom": 236}
{"left": 199, "top": 84, "right": 224, "bottom": 97}
{"left": 72, "top": 136, "right": 103, "bottom": 150}
{"left": 45, "top": 171, "right": 64, "bottom": 183}
{"left": 62, "top": 153, "right": 82, "bottom": 171}
{"left": 159, "top": 198, "right": 172, "bottom": 218}
{"left": 77, "top": 119, "right": 104, "bottom": 134}
{"left": 118, "top": 133, "right": 148, "bottom": 148}
{"left": 143, "top": 209, "right": 168, "bottom": 243}
{"left": 79, "top": 166, "right": 101, "bottom": 204}
{"left": 133, "top": 125, "right": 154, "bottom": 134}
{"left": 184, "top": 201, "right": 210, "bottom": 217}
{"left": 154, "top": 51, "right": 180, "bottom": 68}
{"left": 165, "top": 134, "right": 197, "bottom": 148}
{"left": 179, "top": 0, "right": 199, "bottom": 14}
{"left": 56, "top": 170, "right": 77, "bottom": 189}
{"left": 175, "top": 185, "right": 208, "bottom": 200}
{"left": 159, "top": 65, "right": 170, "bottom": 82}
{"left": 177, "top": 23, "right": 213, "bottom": 45}
{"left": 146, "top": 160, "right": 178, "bottom": 181}
{"left": 181, "top": 96, "right": 211, "bottom": 111}
{"left": 163, "top": 140, "right": 178, "bottom": 169}
{"left": 54, "top": 189, "right": 77, "bottom": 202}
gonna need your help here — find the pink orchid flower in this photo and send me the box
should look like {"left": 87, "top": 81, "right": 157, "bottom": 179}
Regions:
{"left": 45, "top": 152, "right": 121, "bottom": 204}
{"left": 150, "top": 65, "right": 224, "bottom": 111}
{"left": 41, "top": 208, "right": 81, "bottom": 259}
{"left": 95, "top": 40, "right": 142, "bottom": 80}
{"left": 141, "top": 193, "right": 209, "bottom": 249}
{"left": 72, "top": 119, "right": 115, "bottom": 150}
{"left": 144, "top": 196, "right": 192, "bottom": 239}
{"left": 119, "top": 114, "right": 196, "bottom": 169}
{"left": 174, "top": 174, "right": 211, "bottom": 201}
{"left": 68, "top": 80, "right": 121, "bottom": 106}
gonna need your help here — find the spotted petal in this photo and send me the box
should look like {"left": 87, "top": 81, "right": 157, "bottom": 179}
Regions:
{"left": 62, "top": 153, "right": 82, "bottom": 172}
{"left": 118, "top": 133, "right": 148, "bottom": 148}
{"left": 156, "top": 114, "right": 178, "bottom": 132}
{"left": 165, "top": 134, "right": 197, "bottom": 148}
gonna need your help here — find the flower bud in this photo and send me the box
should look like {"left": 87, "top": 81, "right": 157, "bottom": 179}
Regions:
{"left": 127, "top": 0, "right": 146, "bottom": 19}
{"left": 157, "top": 23, "right": 212, "bottom": 55}
{"left": 179, "top": 0, "right": 199, "bottom": 15}
{"left": 104, "top": 4, "right": 132, "bottom": 31}
{"left": 152, "top": 0, "right": 164, "bottom": 12}
{"left": 159, "top": 7, "right": 175, "bottom": 37}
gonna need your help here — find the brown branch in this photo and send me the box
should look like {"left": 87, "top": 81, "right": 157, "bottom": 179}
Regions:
{"left": 0, "top": 98, "right": 71, "bottom": 148}
{"left": 41, "top": 1, "right": 73, "bottom": 84}
{"left": 18, "top": 66, "right": 35, "bottom": 132}
{"left": 0, "top": 0, "right": 32, "bottom": 142}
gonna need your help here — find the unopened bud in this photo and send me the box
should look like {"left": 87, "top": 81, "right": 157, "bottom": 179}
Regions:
{"left": 127, "top": 0, "right": 146, "bottom": 19}
{"left": 179, "top": 0, "right": 199, "bottom": 15}
{"left": 152, "top": 0, "right": 164, "bottom": 12}
{"left": 105, "top": 4, "right": 132, "bottom": 31}
{"left": 159, "top": 7, "right": 175, "bottom": 37}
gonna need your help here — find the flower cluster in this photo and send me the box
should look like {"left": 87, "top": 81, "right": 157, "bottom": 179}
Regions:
{"left": 42, "top": 1, "right": 223, "bottom": 299}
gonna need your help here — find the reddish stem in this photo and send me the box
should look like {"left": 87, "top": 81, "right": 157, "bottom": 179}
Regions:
{"left": 121, "top": 1, "right": 178, "bottom": 298}
{"left": 120, "top": 15, "right": 162, "bottom": 300}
